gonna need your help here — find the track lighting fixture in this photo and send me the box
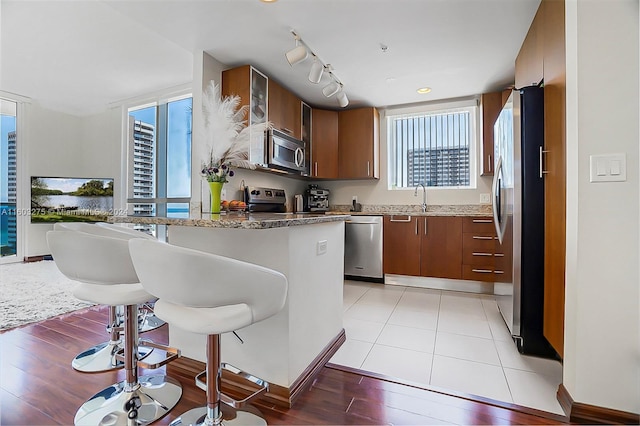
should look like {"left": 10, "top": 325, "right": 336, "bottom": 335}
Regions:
{"left": 322, "top": 81, "right": 340, "bottom": 97}
{"left": 308, "top": 57, "right": 324, "bottom": 84}
{"left": 285, "top": 34, "right": 308, "bottom": 66}
{"left": 336, "top": 90, "right": 349, "bottom": 108}
{"left": 286, "top": 29, "right": 348, "bottom": 107}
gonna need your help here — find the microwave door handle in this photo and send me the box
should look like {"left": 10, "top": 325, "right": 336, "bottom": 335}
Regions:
{"left": 294, "top": 147, "right": 303, "bottom": 167}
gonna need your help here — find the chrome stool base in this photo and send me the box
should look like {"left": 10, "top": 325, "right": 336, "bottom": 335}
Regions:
{"left": 74, "top": 374, "right": 182, "bottom": 425}
{"left": 138, "top": 312, "right": 165, "bottom": 333}
{"left": 71, "top": 342, "right": 153, "bottom": 373}
{"left": 170, "top": 407, "right": 267, "bottom": 426}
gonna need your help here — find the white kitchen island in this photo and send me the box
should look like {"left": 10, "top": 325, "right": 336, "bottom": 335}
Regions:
{"left": 111, "top": 212, "right": 348, "bottom": 407}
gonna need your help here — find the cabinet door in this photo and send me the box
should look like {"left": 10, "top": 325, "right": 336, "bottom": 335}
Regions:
{"left": 515, "top": 3, "right": 544, "bottom": 88}
{"left": 421, "top": 216, "right": 462, "bottom": 279}
{"left": 338, "top": 107, "right": 380, "bottom": 179}
{"left": 268, "top": 79, "right": 301, "bottom": 138}
{"left": 311, "top": 109, "right": 338, "bottom": 178}
{"left": 383, "top": 215, "right": 420, "bottom": 276}
{"left": 480, "top": 92, "right": 503, "bottom": 176}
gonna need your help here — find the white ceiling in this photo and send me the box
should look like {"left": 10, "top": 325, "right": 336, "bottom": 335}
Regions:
{"left": 1, "top": 0, "right": 540, "bottom": 117}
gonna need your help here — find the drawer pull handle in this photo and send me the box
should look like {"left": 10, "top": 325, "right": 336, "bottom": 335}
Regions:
{"left": 472, "top": 252, "right": 493, "bottom": 256}
{"left": 472, "top": 269, "right": 492, "bottom": 273}
{"left": 390, "top": 216, "right": 412, "bottom": 222}
{"left": 472, "top": 219, "right": 493, "bottom": 223}
{"left": 494, "top": 253, "right": 505, "bottom": 257}
{"left": 494, "top": 270, "right": 504, "bottom": 274}
{"left": 472, "top": 236, "right": 493, "bottom": 240}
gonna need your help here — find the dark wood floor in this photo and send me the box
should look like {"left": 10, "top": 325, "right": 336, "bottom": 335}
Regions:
{"left": 1, "top": 306, "right": 568, "bottom": 425}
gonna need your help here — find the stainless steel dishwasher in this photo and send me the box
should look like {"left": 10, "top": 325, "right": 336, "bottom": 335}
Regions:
{"left": 344, "top": 215, "right": 384, "bottom": 282}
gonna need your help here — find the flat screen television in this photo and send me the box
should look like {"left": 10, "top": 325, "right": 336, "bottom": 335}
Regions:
{"left": 31, "top": 177, "right": 114, "bottom": 223}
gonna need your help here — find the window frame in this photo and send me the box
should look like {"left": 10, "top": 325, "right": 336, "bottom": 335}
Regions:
{"left": 386, "top": 98, "right": 479, "bottom": 191}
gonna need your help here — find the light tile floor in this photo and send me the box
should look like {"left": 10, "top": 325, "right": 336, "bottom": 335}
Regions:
{"left": 330, "top": 280, "right": 565, "bottom": 415}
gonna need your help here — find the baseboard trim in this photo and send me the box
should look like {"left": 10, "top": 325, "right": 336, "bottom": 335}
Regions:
{"left": 170, "top": 329, "right": 346, "bottom": 409}
{"left": 557, "top": 384, "right": 639, "bottom": 424}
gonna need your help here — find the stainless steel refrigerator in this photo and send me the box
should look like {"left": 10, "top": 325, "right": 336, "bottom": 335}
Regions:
{"left": 492, "top": 85, "right": 557, "bottom": 358}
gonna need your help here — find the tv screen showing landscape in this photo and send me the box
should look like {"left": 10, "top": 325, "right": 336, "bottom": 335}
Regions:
{"left": 31, "top": 177, "right": 114, "bottom": 223}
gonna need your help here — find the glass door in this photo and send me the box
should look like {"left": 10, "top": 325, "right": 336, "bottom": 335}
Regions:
{"left": 1, "top": 99, "right": 19, "bottom": 262}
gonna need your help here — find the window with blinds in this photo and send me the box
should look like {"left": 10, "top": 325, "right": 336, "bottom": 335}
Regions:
{"left": 389, "top": 106, "right": 476, "bottom": 188}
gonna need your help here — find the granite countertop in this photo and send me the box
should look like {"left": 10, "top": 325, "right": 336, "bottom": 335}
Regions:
{"left": 327, "top": 204, "right": 493, "bottom": 217}
{"left": 109, "top": 212, "right": 350, "bottom": 229}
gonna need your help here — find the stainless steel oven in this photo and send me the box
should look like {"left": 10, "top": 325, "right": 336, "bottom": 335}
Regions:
{"left": 268, "top": 129, "right": 308, "bottom": 175}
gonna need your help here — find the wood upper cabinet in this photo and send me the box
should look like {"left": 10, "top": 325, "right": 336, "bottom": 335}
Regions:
{"left": 383, "top": 215, "right": 421, "bottom": 276}
{"left": 311, "top": 109, "right": 338, "bottom": 178}
{"left": 515, "top": 2, "right": 544, "bottom": 88}
{"left": 480, "top": 92, "right": 503, "bottom": 176}
{"left": 420, "top": 216, "right": 462, "bottom": 279}
{"left": 338, "top": 107, "right": 380, "bottom": 179}
{"left": 268, "top": 79, "right": 301, "bottom": 139}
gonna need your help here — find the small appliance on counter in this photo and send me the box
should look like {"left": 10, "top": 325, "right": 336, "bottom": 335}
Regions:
{"left": 303, "top": 184, "right": 330, "bottom": 212}
{"left": 244, "top": 186, "right": 286, "bottom": 213}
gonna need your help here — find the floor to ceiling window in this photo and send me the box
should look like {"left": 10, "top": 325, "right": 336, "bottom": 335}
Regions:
{"left": 1, "top": 99, "right": 18, "bottom": 260}
{"left": 126, "top": 95, "right": 192, "bottom": 236}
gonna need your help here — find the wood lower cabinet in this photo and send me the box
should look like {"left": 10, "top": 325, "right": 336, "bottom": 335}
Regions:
{"left": 461, "top": 217, "right": 512, "bottom": 282}
{"left": 311, "top": 109, "right": 338, "bottom": 178}
{"left": 338, "top": 107, "right": 380, "bottom": 179}
{"left": 383, "top": 215, "right": 421, "bottom": 276}
{"left": 421, "top": 216, "right": 462, "bottom": 279}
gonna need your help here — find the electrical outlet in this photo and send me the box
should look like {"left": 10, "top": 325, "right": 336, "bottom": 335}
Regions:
{"left": 480, "top": 193, "right": 491, "bottom": 204}
{"left": 317, "top": 240, "right": 328, "bottom": 255}
{"left": 352, "top": 195, "right": 357, "bottom": 203}
{"left": 221, "top": 187, "right": 227, "bottom": 200}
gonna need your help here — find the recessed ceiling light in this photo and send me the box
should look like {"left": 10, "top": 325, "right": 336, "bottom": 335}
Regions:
{"left": 417, "top": 87, "right": 432, "bottom": 94}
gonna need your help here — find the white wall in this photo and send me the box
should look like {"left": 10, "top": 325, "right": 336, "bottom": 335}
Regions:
{"left": 564, "top": 0, "right": 639, "bottom": 414}
{"left": 322, "top": 107, "right": 494, "bottom": 207}
{"left": 25, "top": 103, "right": 121, "bottom": 256}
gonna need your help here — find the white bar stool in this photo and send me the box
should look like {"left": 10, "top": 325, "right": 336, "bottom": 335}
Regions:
{"left": 47, "top": 229, "right": 182, "bottom": 425}
{"left": 53, "top": 222, "right": 156, "bottom": 373}
{"left": 129, "top": 239, "right": 288, "bottom": 426}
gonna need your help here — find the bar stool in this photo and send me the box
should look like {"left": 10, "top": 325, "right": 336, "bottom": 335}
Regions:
{"left": 96, "top": 222, "right": 165, "bottom": 332}
{"left": 129, "top": 239, "right": 288, "bottom": 426}
{"left": 47, "top": 229, "right": 182, "bottom": 425}
{"left": 52, "top": 222, "right": 160, "bottom": 372}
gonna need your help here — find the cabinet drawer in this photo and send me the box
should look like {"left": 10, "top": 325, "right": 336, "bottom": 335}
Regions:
{"left": 462, "top": 264, "right": 495, "bottom": 282}
{"left": 462, "top": 247, "right": 495, "bottom": 266}
{"left": 462, "top": 217, "right": 495, "bottom": 233}
{"left": 462, "top": 232, "right": 495, "bottom": 250}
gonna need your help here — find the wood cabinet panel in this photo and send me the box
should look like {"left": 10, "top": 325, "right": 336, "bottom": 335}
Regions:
{"left": 268, "top": 79, "right": 301, "bottom": 139}
{"left": 542, "top": 0, "right": 566, "bottom": 358}
{"left": 222, "top": 65, "right": 251, "bottom": 112}
{"left": 462, "top": 247, "right": 495, "bottom": 266}
{"left": 311, "top": 109, "right": 338, "bottom": 178}
{"left": 420, "top": 217, "right": 462, "bottom": 279}
{"left": 338, "top": 107, "right": 380, "bottom": 179}
{"left": 462, "top": 264, "right": 496, "bottom": 282}
{"left": 462, "top": 217, "right": 495, "bottom": 233}
{"left": 383, "top": 215, "right": 421, "bottom": 276}
{"left": 480, "top": 92, "right": 503, "bottom": 176}
{"left": 515, "top": 3, "right": 544, "bottom": 88}
{"left": 462, "top": 232, "right": 495, "bottom": 251}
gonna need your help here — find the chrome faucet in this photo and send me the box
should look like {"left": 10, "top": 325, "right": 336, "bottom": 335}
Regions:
{"left": 414, "top": 183, "right": 427, "bottom": 213}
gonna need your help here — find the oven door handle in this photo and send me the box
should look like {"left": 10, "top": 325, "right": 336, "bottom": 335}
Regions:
{"left": 294, "top": 147, "right": 304, "bottom": 167}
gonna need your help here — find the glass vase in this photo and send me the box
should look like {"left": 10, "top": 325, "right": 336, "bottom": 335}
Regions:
{"left": 208, "top": 181, "right": 224, "bottom": 214}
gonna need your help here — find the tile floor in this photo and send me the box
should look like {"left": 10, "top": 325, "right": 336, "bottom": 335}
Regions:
{"left": 330, "top": 280, "right": 565, "bottom": 415}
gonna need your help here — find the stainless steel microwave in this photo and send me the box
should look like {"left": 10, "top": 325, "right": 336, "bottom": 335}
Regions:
{"left": 268, "top": 129, "right": 309, "bottom": 175}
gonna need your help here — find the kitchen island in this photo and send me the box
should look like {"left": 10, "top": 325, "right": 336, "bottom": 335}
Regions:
{"left": 110, "top": 212, "right": 349, "bottom": 407}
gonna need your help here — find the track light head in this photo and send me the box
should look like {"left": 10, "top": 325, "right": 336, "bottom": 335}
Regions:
{"left": 337, "top": 90, "right": 349, "bottom": 107}
{"left": 308, "top": 58, "right": 324, "bottom": 84}
{"left": 286, "top": 44, "right": 308, "bottom": 66}
{"left": 322, "top": 81, "right": 340, "bottom": 97}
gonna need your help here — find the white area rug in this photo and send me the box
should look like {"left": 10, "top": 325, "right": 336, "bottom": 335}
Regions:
{"left": 0, "top": 260, "right": 94, "bottom": 331}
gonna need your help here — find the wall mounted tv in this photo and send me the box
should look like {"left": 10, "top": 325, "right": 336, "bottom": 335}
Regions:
{"left": 31, "top": 177, "right": 114, "bottom": 223}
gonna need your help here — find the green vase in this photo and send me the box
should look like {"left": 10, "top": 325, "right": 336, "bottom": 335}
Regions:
{"left": 208, "top": 181, "right": 224, "bottom": 214}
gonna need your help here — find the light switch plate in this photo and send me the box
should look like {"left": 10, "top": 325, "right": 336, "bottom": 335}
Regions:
{"left": 480, "top": 193, "right": 491, "bottom": 204}
{"left": 317, "top": 240, "right": 328, "bottom": 255}
{"left": 590, "top": 153, "right": 627, "bottom": 182}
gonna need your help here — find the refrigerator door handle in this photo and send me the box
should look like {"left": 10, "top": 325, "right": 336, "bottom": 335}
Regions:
{"left": 492, "top": 156, "right": 504, "bottom": 244}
